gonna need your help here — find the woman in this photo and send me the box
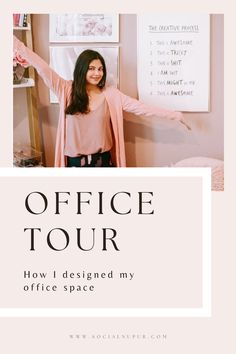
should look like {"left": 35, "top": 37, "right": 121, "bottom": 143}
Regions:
{"left": 13, "top": 35, "right": 190, "bottom": 167}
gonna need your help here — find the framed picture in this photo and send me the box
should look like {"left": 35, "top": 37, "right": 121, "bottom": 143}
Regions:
{"left": 49, "top": 14, "right": 119, "bottom": 42}
{"left": 49, "top": 45, "right": 119, "bottom": 103}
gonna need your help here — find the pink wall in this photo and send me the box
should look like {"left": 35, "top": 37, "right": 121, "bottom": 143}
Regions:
{"left": 27, "top": 14, "right": 223, "bottom": 167}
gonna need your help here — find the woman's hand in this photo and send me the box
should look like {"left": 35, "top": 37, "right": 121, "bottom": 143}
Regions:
{"left": 171, "top": 111, "right": 191, "bottom": 131}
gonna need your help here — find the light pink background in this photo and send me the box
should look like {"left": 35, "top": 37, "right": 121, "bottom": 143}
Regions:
{"left": 0, "top": 176, "right": 203, "bottom": 309}
{"left": 0, "top": 1, "right": 234, "bottom": 353}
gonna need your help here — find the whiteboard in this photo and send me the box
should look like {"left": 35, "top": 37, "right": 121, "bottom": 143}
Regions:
{"left": 137, "top": 15, "right": 210, "bottom": 112}
{"left": 49, "top": 46, "right": 119, "bottom": 103}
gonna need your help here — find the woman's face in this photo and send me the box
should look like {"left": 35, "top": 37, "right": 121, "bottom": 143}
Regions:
{"left": 86, "top": 59, "right": 104, "bottom": 86}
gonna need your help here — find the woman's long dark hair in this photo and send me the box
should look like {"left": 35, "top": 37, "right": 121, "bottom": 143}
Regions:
{"left": 65, "top": 49, "right": 107, "bottom": 115}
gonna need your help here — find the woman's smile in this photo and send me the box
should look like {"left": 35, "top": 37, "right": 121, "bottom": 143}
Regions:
{"left": 86, "top": 59, "right": 104, "bottom": 85}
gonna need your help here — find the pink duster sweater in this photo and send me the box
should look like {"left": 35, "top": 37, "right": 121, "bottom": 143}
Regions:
{"left": 14, "top": 36, "right": 183, "bottom": 167}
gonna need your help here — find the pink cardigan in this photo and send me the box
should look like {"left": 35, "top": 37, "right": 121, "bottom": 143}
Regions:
{"left": 14, "top": 36, "right": 183, "bottom": 167}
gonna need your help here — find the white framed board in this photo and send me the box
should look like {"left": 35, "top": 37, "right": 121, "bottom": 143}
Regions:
{"left": 137, "top": 14, "right": 210, "bottom": 112}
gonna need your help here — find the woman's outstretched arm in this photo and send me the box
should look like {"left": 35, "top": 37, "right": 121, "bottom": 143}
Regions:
{"left": 119, "top": 90, "right": 191, "bottom": 130}
{"left": 13, "top": 35, "right": 67, "bottom": 100}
